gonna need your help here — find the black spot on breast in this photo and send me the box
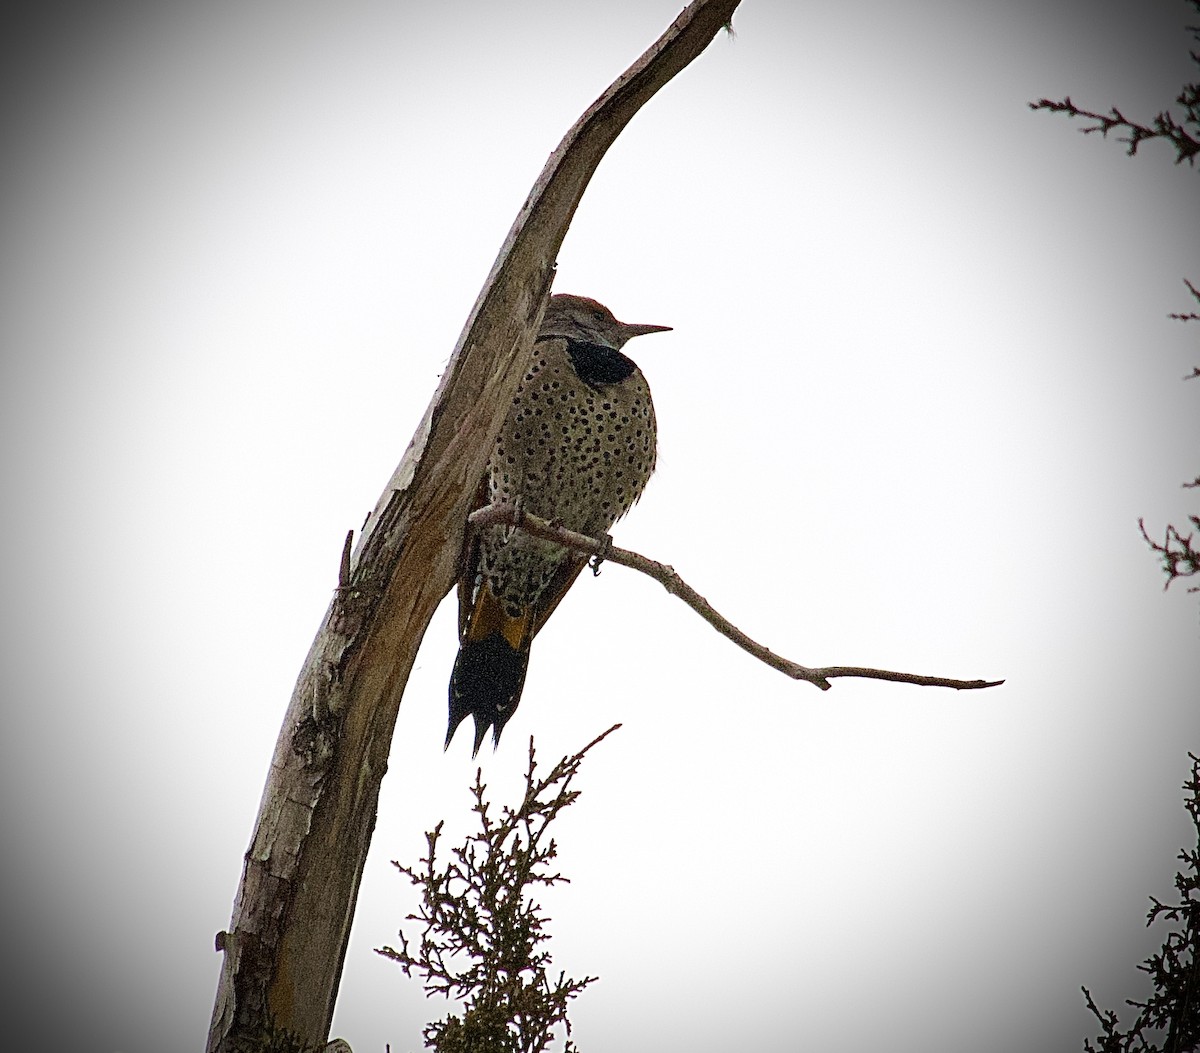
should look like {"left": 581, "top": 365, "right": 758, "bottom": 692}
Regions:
{"left": 539, "top": 336, "right": 637, "bottom": 386}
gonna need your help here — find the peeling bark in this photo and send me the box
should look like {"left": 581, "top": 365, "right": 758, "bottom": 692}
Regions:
{"left": 206, "top": 3, "right": 742, "bottom": 1050}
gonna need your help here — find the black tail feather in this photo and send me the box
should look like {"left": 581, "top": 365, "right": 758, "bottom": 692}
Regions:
{"left": 446, "top": 633, "right": 530, "bottom": 756}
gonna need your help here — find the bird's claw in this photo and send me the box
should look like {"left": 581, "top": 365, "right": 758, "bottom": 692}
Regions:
{"left": 590, "top": 533, "right": 614, "bottom": 576}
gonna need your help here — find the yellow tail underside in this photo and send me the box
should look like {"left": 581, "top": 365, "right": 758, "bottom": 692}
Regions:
{"left": 466, "top": 582, "right": 532, "bottom": 652}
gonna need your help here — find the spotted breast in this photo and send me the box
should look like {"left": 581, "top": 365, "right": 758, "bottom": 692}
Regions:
{"left": 447, "top": 294, "right": 670, "bottom": 754}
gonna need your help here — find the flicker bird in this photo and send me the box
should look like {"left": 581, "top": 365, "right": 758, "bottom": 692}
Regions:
{"left": 447, "top": 293, "right": 670, "bottom": 755}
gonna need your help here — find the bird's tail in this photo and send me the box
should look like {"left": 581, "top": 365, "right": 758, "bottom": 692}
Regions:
{"left": 446, "top": 583, "right": 532, "bottom": 756}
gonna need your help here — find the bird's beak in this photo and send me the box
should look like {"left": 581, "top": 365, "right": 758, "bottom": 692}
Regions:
{"left": 619, "top": 322, "right": 672, "bottom": 340}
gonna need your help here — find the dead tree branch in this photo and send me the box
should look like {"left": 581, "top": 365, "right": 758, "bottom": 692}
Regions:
{"left": 207, "top": 4, "right": 742, "bottom": 1052}
{"left": 468, "top": 503, "right": 1005, "bottom": 694}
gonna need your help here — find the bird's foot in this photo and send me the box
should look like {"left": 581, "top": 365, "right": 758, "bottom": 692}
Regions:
{"left": 589, "top": 532, "right": 614, "bottom": 576}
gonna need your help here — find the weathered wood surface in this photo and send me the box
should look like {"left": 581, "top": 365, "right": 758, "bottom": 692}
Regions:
{"left": 206, "top": 2, "right": 742, "bottom": 1050}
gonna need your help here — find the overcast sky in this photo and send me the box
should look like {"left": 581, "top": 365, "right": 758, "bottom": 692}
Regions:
{"left": 2, "top": 2, "right": 1198, "bottom": 1051}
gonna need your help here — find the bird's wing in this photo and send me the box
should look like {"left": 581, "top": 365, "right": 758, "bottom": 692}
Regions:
{"left": 530, "top": 553, "right": 590, "bottom": 640}
{"left": 456, "top": 475, "right": 491, "bottom": 641}
{"left": 458, "top": 470, "right": 589, "bottom": 643}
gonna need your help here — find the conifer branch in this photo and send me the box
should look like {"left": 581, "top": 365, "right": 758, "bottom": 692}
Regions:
{"left": 1029, "top": 94, "right": 1200, "bottom": 166}
{"left": 378, "top": 727, "right": 617, "bottom": 1051}
{"left": 468, "top": 503, "right": 1004, "bottom": 693}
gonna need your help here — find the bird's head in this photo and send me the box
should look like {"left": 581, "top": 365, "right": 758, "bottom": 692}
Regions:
{"left": 541, "top": 294, "right": 671, "bottom": 350}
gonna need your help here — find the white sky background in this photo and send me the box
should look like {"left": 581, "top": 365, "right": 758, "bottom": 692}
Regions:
{"left": 1, "top": 1, "right": 1197, "bottom": 1050}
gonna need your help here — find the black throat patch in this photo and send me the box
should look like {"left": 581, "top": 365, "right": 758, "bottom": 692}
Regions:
{"left": 541, "top": 336, "right": 637, "bottom": 386}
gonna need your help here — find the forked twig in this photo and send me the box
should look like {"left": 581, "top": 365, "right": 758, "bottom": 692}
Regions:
{"left": 467, "top": 503, "right": 1004, "bottom": 693}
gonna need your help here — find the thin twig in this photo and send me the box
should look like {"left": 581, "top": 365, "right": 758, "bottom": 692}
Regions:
{"left": 338, "top": 530, "right": 353, "bottom": 589}
{"left": 467, "top": 503, "right": 1004, "bottom": 693}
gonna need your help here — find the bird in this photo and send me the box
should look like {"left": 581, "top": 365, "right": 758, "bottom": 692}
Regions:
{"left": 446, "top": 293, "right": 671, "bottom": 755}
